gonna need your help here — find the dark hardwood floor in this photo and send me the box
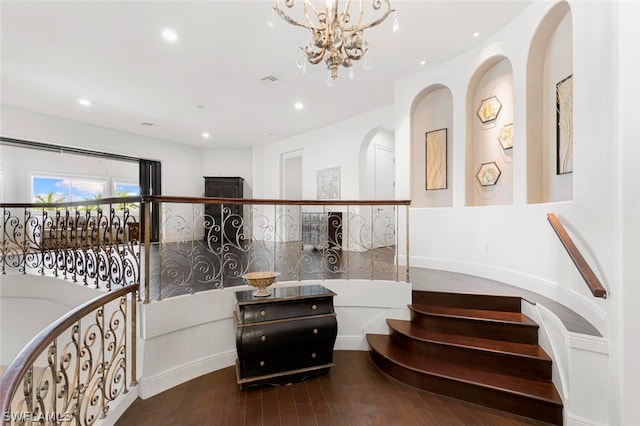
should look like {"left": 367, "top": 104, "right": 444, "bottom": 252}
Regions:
{"left": 116, "top": 351, "right": 551, "bottom": 426}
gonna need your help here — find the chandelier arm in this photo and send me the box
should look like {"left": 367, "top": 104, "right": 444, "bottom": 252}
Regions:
{"left": 274, "top": 0, "right": 313, "bottom": 30}
{"left": 345, "top": 0, "right": 393, "bottom": 32}
{"left": 339, "top": 0, "right": 354, "bottom": 27}
{"left": 305, "top": 47, "right": 326, "bottom": 65}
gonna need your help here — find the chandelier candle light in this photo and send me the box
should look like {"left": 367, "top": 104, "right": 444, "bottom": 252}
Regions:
{"left": 270, "top": 0, "right": 398, "bottom": 80}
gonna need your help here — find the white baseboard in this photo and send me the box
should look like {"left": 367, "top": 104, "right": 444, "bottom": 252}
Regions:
{"left": 138, "top": 350, "right": 236, "bottom": 399}
{"left": 335, "top": 335, "right": 367, "bottom": 351}
{"left": 566, "top": 412, "right": 608, "bottom": 426}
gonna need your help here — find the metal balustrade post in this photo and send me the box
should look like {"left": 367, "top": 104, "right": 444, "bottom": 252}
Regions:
{"left": 143, "top": 200, "right": 151, "bottom": 304}
{"left": 405, "top": 205, "right": 410, "bottom": 283}
{"left": 130, "top": 290, "right": 138, "bottom": 386}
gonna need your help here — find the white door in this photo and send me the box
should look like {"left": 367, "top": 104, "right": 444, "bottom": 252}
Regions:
{"left": 281, "top": 152, "right": 302, "bottom": 242}
{"left": 373, "top": 145, "right": 396, "bottom": 248}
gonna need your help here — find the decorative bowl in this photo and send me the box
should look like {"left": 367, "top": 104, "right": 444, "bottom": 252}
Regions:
{"left": 242, "top": 271, "right": 281, "bottom": 297}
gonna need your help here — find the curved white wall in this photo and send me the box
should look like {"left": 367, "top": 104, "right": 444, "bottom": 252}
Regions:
{"left": 0, "top": 275, "right": 103, "bottom": 364}
{"left": 395, "top": 0, "right": 610, "bottom": 337}
{"left": 394, "top": 1, "right": 637, "bottom": 423}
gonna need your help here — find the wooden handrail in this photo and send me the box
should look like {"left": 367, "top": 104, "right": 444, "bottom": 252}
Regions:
{"left": 547, "top": 213, "right": 607, "bottom": 298}
{"left": 143, "top": 195, "right": 411, "bottom": 206}
{"left": 0, "top": 284, "right": 139, "bottom": 418}
{"left": 0, "top": 196, "right": 411, "bottom": 209}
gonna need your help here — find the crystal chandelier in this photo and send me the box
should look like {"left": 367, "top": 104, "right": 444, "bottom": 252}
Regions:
{"left": 269, "top": 0, "right": 398, "bottom": 81}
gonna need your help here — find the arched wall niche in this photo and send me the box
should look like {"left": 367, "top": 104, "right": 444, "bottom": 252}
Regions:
{"left": 465, "top": 56, "right": 514, "bottom": 207}
{"left": 410, "top": 84, "right": 454, "bottom": 208}
{"left": 526, "top": 1, "right": 573, "bottom": 204}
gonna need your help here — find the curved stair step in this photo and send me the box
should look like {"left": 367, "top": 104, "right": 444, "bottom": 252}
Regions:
{"left": 409, "top": 304, "right": 539, "bottom": 344}
{"left": 411, "top": 304, "right": 538, "bottom": 325}
{"left": 367, "top": 333, "right": 563, "bottom": 425}
{"left": 388, "top": 319, "right": 549, "bottom": 359}
{"left": 412, "top": 290, "right": 522, "bottom": 312}
{"left": 387, "top": 319, "right": 552, "bottom": 380}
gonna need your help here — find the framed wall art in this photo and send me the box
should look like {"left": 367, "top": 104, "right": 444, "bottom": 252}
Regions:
{"left": 556, "top": 74, "right": 573, "bottom": 174}
{"left": 476, "top": 162, "right": 501, "bottom": 186}
{"left": 476, "top": 96, "right": 502, "bottom": 124}
{"left": 425, "top": 128, "right": 447, "bottom": 190}
{"left": 498, "top": 123, "right": 513, "bottom": 150}
{"left": 316, "top": 166, "right": 340, "bottom": 200}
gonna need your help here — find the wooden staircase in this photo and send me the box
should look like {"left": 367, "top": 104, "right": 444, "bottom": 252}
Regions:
{"left": 366, "top": 290, "right": 563, "bottom": 425}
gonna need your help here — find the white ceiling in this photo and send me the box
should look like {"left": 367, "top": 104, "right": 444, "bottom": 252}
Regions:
{"left": 1, "top": 1, "right": 531, "bottom": 149}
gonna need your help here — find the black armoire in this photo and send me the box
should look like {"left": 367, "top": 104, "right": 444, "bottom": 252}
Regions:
{"left": 204, "top": 176, "right": 247, "bottom": 243}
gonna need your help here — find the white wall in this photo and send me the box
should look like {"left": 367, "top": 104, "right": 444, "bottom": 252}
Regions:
{"left": 254, "top": 106, "right": 394, "bottom": 200}
{"left": 202, "top": 149, "right": 253, "bottom": 194}
{"left": 0, "top": 275, "right": 103, "bottom": 364}
{"left": 0, "top": 144, "right": 138, "bottom": 202}
{"left": 394, "top": 1, "right": 635, "bottom": 424}
{"left": 0, "top": 105, "right": 204, "bottom": 199}
{"left": 613, "top": 1, "right": 640, "bottom": 424}
{"left": 396, "top": 0, "right": 611, "bottom": 334}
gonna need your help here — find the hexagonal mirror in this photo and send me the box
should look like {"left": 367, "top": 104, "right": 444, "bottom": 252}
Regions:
{"left": 476, "top": 96, "right": 502, "bottom": 124}
{"left": 498, "top": 123, "right": 513, "bottom": 149}
{"left": 476, "top": 162, "right": 501, "bottom": 186}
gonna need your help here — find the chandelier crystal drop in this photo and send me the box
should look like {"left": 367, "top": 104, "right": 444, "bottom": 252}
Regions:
{"left": 273, "top": 0, "right": 396, "bottom": 80}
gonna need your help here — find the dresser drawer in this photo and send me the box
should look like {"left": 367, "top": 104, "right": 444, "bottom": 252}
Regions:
{"left": 239, "top": 346, "right": 334, "bottom": 378}
{"left": 237, "top": 297, "right": 334, "bottom": 324}
{"left": 237, "top": 315, "right": 337, "bottom": 358}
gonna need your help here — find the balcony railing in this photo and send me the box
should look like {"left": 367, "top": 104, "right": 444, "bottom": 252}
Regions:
{"left": 0, "top": 284, "right": 138, "bottom": 425}
{"left": 1, "top": 196, "right": 411, "bottom": 303}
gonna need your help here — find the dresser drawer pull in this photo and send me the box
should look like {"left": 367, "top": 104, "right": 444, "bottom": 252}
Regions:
{"left": 311, "top": 353, "right": 317, "bottom": 359}
{"left": 260, "top": 310, "right": 266, "bottom": 317}
{"left": 260, "top": 361, "right": 265, "bottom": 367}
{"left": 311, "top": 304, "right": 317, "bottom": 311}
{"left": 260, "top": 335, "right": 267, "bottom": 342}
{"left": 313, "top": 328, "right": 318, "bottom": 335}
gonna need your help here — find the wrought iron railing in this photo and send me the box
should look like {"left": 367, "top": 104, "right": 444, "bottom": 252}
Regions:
{"left": 1, "top": 196, "right": 410, "bottom": 303}
{"left": 1, "top": 197, "right": 141, "bottom": 291}
{"left": 0, "top": 284, "right": 138, "bottom": 425}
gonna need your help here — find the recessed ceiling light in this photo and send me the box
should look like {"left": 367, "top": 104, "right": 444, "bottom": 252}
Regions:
{"left": 419, "top": 60, "right": 427, "bottom": 66}
{"left": 162, "top": 28, "right": 178, "bottom": 43}
{"left": 78, "top": 98, "right": 91, "bottom": 106}
{"left": 294, "top": 102, "right": 304, "bottom": 110}
{"left": 472, "top": 32, "right": 480, "bottom": 38}
{"left": 202, "top": 132, "right": 210, "bottom": 138}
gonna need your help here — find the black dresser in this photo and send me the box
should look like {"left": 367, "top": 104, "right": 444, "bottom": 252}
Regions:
{"left": 234, "top": 285, "right": 338, "bottom": 389}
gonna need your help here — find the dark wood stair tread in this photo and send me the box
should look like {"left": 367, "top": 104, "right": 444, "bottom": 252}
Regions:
{"left": 387, "top": 319, "right": 551, "bottom": 361}
{"left": 410, "top": 304, "right": 539, "bottom": 327}
{"left": 367, "top": 333, "right": 562, "bottom": 405}
{"left": 412, "top": 290, "right": 522, "bottom": 312}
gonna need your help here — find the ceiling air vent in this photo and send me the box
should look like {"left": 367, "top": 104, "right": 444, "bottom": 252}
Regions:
{"left": 260, "top": 75, "right": 280, "bottom": 85}
{"left": 141, "top": 122, "right": 155, "bottom": 127}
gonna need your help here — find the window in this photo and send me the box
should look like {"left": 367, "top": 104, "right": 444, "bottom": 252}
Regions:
{"left": 114, "top": 181, "right": 140, "bottom": 197}
{"left": 32, "top": 176, "right": 106, "bottom": 203}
